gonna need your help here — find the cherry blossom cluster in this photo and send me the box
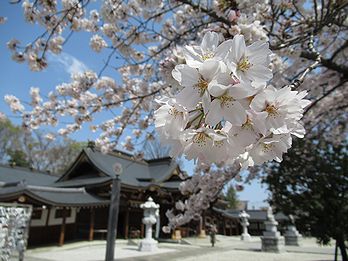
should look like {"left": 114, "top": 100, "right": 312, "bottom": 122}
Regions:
{"left": 155, "top": 32, "right": 310, "bottom": 167}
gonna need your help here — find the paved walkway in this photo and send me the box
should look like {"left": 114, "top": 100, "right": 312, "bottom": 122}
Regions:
{"left": 19, "top": 235, "right": 339, "bottom": 261}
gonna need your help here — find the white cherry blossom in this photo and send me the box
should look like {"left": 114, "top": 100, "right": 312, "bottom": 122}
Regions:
{"left": 226, "top": 34, "right": 272, "bottom": 83}
{"left": 250, "top": 86, "right": 310, "bottom": 132}
{"left": 154, "top": 97, "right": 189, "bottom": 139}
{"left": 248, "top": 133, "right": 292, "bottom": 165}
{"left": 183, "top": 31, "right": 232, "bottom": 68}
{"left": 172, "top": 60, "right": 222, "bottom": 110}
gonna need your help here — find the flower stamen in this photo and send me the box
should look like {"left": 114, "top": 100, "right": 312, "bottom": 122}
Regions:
{"left": 262, "top": 143, "right": 274, "bottom": 152}
{"left": 242, "top": 117, "right": 253, "bottom": 130}
{"left": 193, "top": 132, "right": 210, "bottom": 147}
{"left": 265, "top": 104, "right": 279, "bottom": 117}
{"left": 219, "top": 95, "right": 235, "bottom": 107}
{"left": 168, "top": 107, "right": 182, "bottom": 118}
{"left": 237, "top": 57, "right": 252, "bottom": 72}
{"left": 194, "top": 78, "right": 208, "bottom": 96}
{"left": 201, "top": 52, "right": 214, "bottom": 61}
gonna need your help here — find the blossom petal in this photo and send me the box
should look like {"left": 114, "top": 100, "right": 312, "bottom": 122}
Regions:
{"left": 176, "top": 85, "right": 201, "bottom": 109}
{"left": 230, "top": 35, "right": 246, "bottom": 62}
{"left": 200, "top": 31, "right": 219, "bottom": 54}
{"left": 199, "top": 60, "right": 221, "bottom": 82}
{"left": 223, "top": 101, "right": 247, "bottom": 126}
{"left": 215, "top": 39, "right": 233, "bottom": 60}
{"left": 208, "top": 81, "right": 230, "bottom": 97}
{"left": 250, "top": 91, "right": 267, "bottom": 111}
{"left": 172, "top": 64, "right": 199, "bottom": 87}
{"left": 205, "top": 99, "right": 222, "bottom": 126}
{"left": 246, "top": 65, "right": 272, "bottom": 83}
{"left": 228, "top": 81, "right": 256, "bottom": 99}
{"left": 183, "top": 46, "right": 203, "bottom": 68}
{"left": 202, "top": 91, "right": 211, "bottom": 114}
{"left": 247, "top": 41, "right": 271, "bottom": 61}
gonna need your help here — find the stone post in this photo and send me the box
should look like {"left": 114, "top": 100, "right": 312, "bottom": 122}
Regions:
{"left": 139, "top": 197, "right": 160, "bottom": 252}
{"left": 239, "top": 210, "right": 251, "bottom": 241}
{"left": 261, "top": 207, "right": 284, "bottom": 252}
{"left": 284, "top": 215, "right": 302, "bottom": 246}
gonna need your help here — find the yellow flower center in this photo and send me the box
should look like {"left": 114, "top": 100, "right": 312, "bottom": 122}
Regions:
{"left": 214, "top": 140, "right": 224, "bottom": 148}
{"left": 262, "top": 143, "right": 274, "bottom": 152}
{"left": 237, "top": 57, "right": 252, "bottom": 72}
{"left": 194, "top": 78, "right": 208, "bottom": 96}
{"left": 219, "top": 95, "right": 235, "bottom": 107}
{"left": 201, "top": 52, "right": 214, "bottom": 61}
{"left": 193, "top": 132, "right": 210, "bottom": 147}
{"left": 242, "top": 117, "right": 253, "bottom": 130}
{"left": 168, "top": 107, "right": 182, "bottom": 118}
{"left": 265, "top": 104, "right": 279, "bottom": 117}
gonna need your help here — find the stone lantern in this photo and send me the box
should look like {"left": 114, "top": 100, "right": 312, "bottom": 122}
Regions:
{"left": 284, "top": 215, "right": 302, "bottom": 246}
{"left": 139, "top": 197, "right": 160, "bottom": 252}
{"left": 239, "top": 210, "right": 251, "bottom": 241}
{"left": 261, "top": 207, "right": 284, "bottom": 252}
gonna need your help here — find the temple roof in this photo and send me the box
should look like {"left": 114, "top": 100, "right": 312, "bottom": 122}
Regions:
{"left": 213, "top": 207, "right": 289, "bottom": 221}
{"left": 56, "top": 147, "right": 184, "bottom": 190}
{"left": 0, "top": 183, "right": 109, "bottom": 207}
{"left": 0, "top": 147, "right": 186, "bottom": 197}
{"left": 0, "top": 165, "right": 57, "bottom": 186}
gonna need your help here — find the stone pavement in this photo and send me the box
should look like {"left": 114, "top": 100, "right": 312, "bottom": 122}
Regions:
{"left": 20, "top": 235, "right": 338, "bottom": 261}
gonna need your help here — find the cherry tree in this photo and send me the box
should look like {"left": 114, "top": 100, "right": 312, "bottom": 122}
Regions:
{"left": 1, "top": 0, "right": 347, "bottom": 230}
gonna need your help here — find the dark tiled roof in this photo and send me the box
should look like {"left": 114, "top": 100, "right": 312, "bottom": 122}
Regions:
{"left": 58, "top": 148, "right": 183, "bottom": 190}
{"left": 0, "top": 147, "right": 184, "bottom": 194}
{"left": 53, "top": 176, "right": 112, "bottom": 188}
{"left": 213, "top": 207, "right": 289, "bottom": 221}
{"left": 0, "top": 183, "right": 109, "bottom": 207}
{"left": 0, "top": 165, "right": 57, "bottom": 186}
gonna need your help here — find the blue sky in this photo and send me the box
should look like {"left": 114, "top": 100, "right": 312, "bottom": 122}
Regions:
{"left": 0, "top": 2, "right": 269, "bottom": 206}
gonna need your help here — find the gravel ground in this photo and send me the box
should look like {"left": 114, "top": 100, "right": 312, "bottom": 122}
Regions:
{"left": 18, "top": 235, "right": 340, "bottom": 261}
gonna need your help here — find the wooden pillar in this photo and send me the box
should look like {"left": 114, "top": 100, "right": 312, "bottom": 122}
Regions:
{"left": 124, "top": 208, "right": 129, "bottom": 239}
{"left": 141, "top": 223, "right": 144, "bottom": 238}
{"left": 257, "top": 221, "right": 260, "bottom": 235}
{"left": 89, "top": 208, "right": 95, "bottom": 241}
{"left": 59, "top": 208, "right": 67, "bottom": 246}
{"left": 223, "top": 218, "right": 226, "bottom": 236}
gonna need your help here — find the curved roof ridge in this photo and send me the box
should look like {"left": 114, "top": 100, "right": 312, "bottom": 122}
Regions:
{"left": 0, "top": 164, "right": 55, "bottom": 176}
{"left": 27, "top": 185, "right": 86, "bottom": 193}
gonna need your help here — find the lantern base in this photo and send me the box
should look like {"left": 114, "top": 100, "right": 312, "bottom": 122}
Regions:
{"left": 139, "top": 238, "right": 158, "bottom": 252}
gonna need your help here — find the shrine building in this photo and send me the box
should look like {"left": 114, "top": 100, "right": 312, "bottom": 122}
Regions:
{"left": 0, "top": 144, "right": 288, "bottom": 247}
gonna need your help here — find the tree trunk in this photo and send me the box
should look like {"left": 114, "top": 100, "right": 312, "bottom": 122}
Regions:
{"left": 337, "top": 236, "right": 348, "bottom": 261}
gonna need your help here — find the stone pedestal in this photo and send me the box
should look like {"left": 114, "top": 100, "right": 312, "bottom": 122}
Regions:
{"left": 261, "top": 235, "right": 284, "bottom": 252}
{"left": 261, "top": 207, "right": 284, "bottom": 253}
{"left": 241, "top": 233, "right": 252, "bottom": 241}
{"left": 139, "top": 197, "right": 159, "bottom": 252}
{"left": 139, "top": 238, "right": 158, "bottom": 252}
{"left": 284, "top": 225, "right": 302, "bottom": 246}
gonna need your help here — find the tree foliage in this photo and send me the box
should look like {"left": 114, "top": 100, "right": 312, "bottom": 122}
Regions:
{"left": 0, "top": 119, "right": 85, "bottom": 174}
{"left": 263, "top": 138, "right": 348, "bottom": 260}
{"left": 224, "top": 184, "right": 239, "bottom": 209}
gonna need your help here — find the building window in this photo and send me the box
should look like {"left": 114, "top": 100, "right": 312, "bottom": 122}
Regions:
{"left": 55, "top": 209, "right": 71, "bottom": 218}
{"left": 31, "top": 209, "right": 42, "bottom": 220}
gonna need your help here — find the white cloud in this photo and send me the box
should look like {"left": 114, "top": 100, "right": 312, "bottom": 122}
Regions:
{"left": 48, "top": 52, "right": 88, "bottom": 75}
